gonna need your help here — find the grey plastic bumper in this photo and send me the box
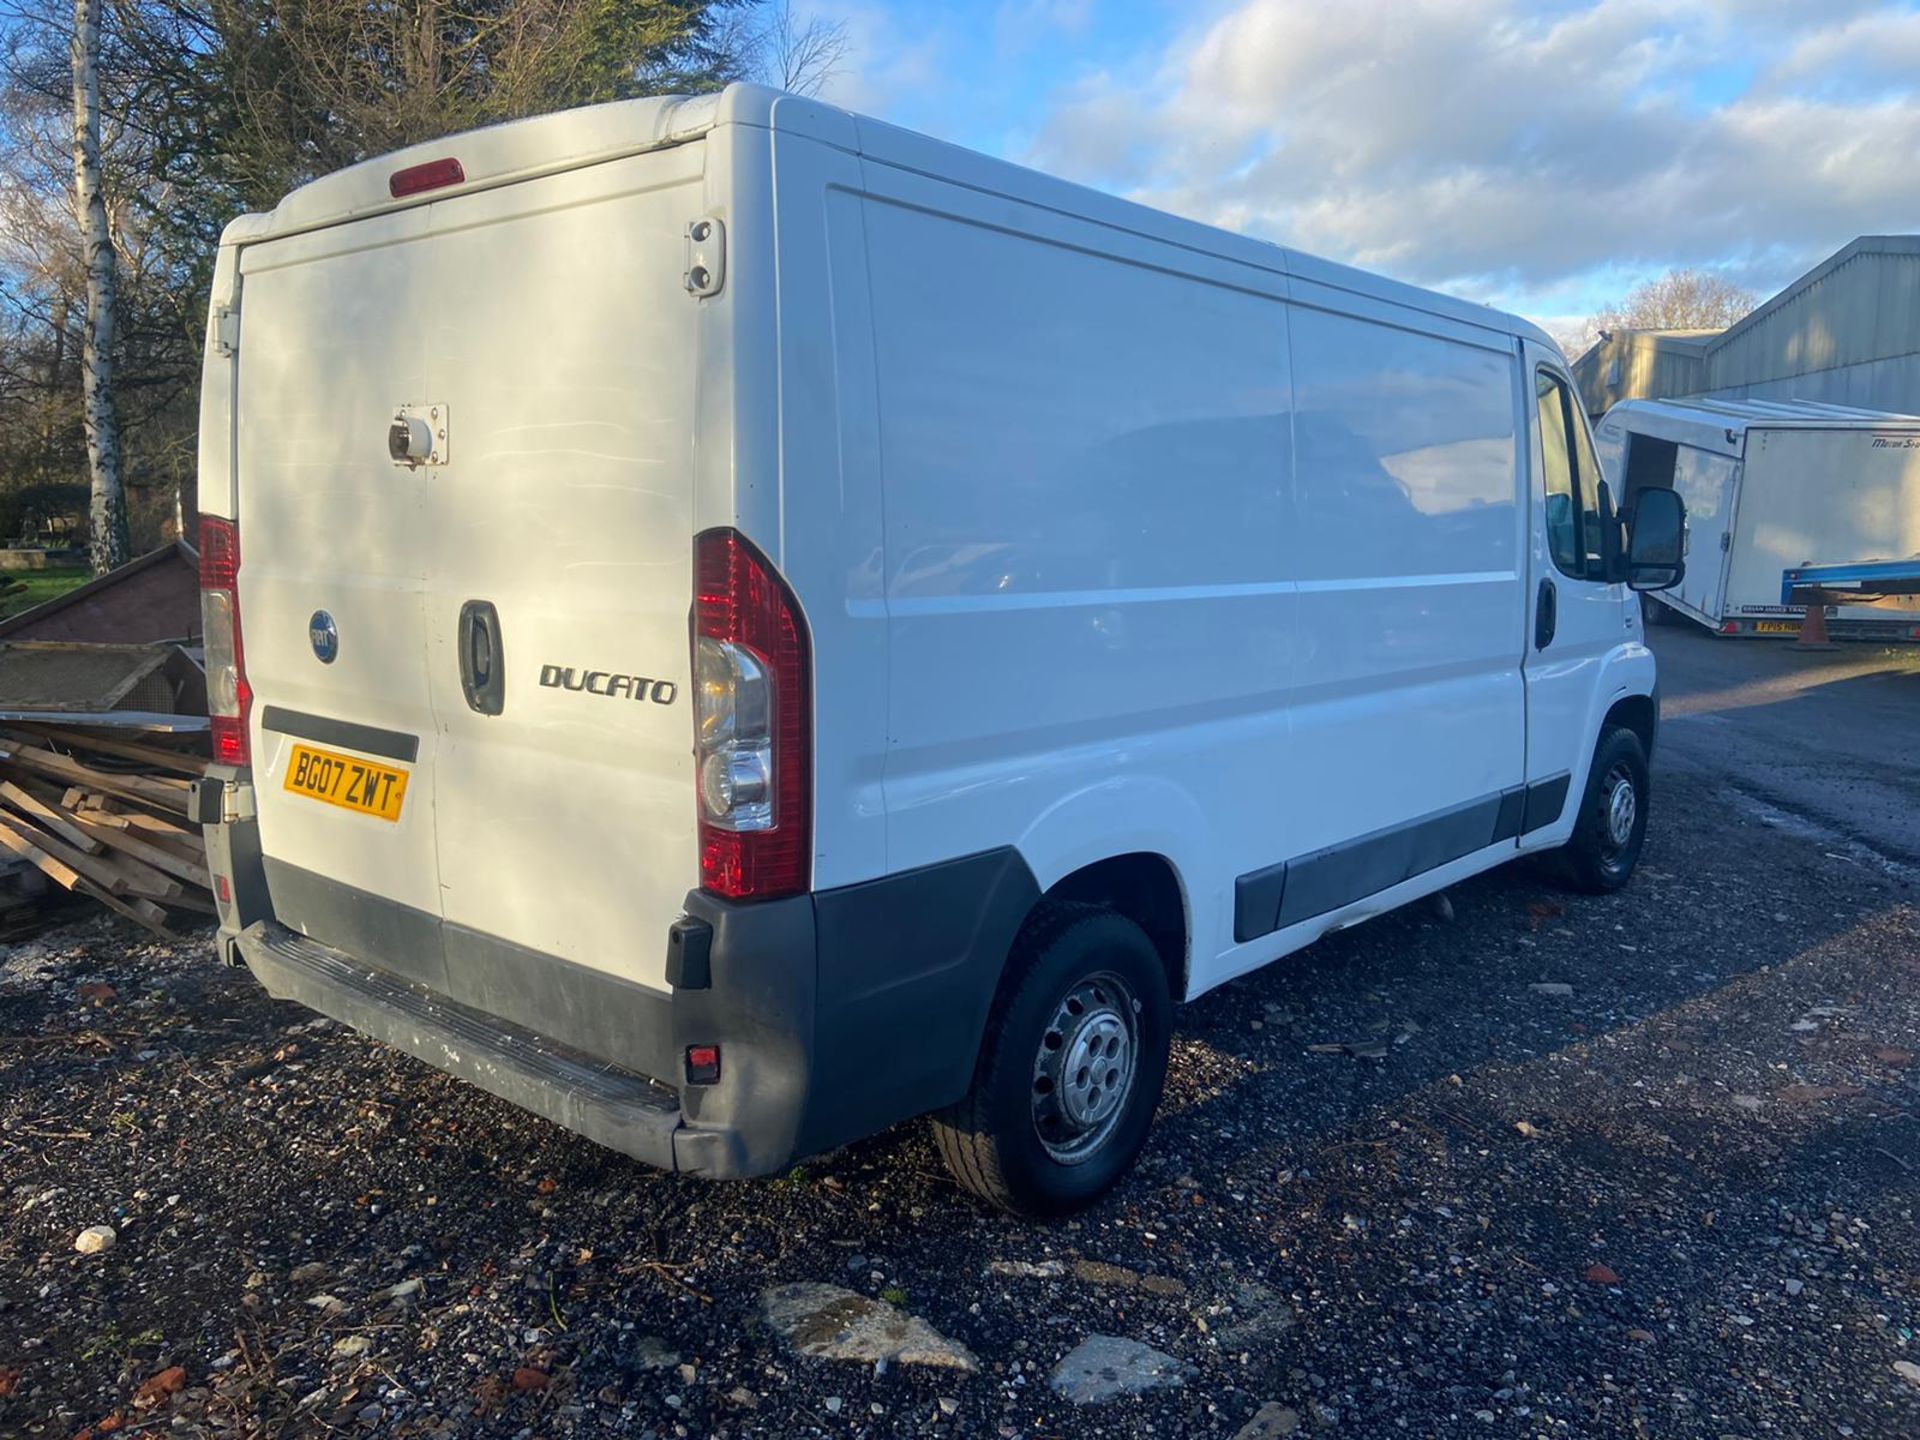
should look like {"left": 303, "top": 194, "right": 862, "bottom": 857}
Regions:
{"left": 236, "top": 920, "right": 690, "bottom": 1171}
{"left": 207, "top": 771, "right": 1040, "bottom": 1180}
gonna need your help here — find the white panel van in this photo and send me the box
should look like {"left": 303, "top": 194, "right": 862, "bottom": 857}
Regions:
{"left": 193, "top": 84, "right": 1686, "bottom": 1214}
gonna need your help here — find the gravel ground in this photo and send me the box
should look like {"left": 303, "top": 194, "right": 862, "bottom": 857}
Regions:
{"left": 3, "top": 632, "right": 1918, "bottom": 1439}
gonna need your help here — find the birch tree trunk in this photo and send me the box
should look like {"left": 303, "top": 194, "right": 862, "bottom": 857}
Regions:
{"left": 72, "top": 0, "right": 129, "bottom": 574}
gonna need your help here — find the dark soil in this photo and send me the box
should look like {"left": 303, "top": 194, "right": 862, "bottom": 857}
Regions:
{"left": 3, "top": 635, "right": 1917, "bottom": 1439}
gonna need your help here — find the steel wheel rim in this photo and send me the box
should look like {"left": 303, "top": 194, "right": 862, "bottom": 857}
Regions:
{"left": 1601, "top": 763, "right": 1638, "bottom": 858}
{"left": 1031, "top": 971, "right": 1140, "bottom": 1165}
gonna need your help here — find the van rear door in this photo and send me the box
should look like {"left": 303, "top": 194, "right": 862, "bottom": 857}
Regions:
{"left": 417, "top": 144, "right": 705, "bottom": 1009}
{"left": 235, "top": 211, "right": 448, "bottom": 988}
{"left": 1669, "top": 446, "right": 1738, "bottom": 621}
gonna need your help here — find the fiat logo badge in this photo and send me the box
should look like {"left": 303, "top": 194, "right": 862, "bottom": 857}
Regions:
{"left": 309, "top": 610, "right": 339, "bottom": 664}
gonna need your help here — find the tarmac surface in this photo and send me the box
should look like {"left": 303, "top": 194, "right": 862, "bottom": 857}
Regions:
{"left": 1654, "top": 620, "right": 1920, "bottom": 866}
{"left": 3, "top": 624, "right": 1917, "bottom": 1438}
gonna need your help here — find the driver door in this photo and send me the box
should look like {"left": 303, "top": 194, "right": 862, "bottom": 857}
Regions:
{"left": 1521, "top": 345, "right": 1632, "bottom": 837}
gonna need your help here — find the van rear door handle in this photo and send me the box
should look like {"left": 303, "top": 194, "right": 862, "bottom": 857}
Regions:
{"left": 1534, "top": 577, "right": 1557, "bottom": 650}
{"left": 458, "top": 600, "right": 506, "bottom": 715}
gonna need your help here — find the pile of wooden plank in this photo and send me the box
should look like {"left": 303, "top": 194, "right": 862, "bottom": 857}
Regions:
{"left": 0, "top": 722, "right": 212, "bottom": 938}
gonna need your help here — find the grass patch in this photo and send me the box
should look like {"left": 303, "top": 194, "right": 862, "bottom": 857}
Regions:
{"left": 0, "top": 565, "right": 91, "bottom": 621}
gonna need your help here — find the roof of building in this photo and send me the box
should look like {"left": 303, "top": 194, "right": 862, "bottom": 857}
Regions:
{"left": 1712, "top": 235, "right": 1920, "bottom": 353}
{"left": 1618, "top": 329, "right": 1720, "bottom": 349}
{"left": 1569, "top": 328, "right": 1718, "bottom": 376}
{"left": 0, "top": 540, "right": 200, "bottom": 644}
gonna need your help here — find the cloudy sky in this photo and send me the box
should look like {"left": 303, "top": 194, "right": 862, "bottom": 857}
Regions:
{"left": 791, "top": 0, "right": 1920, "bottom": 344}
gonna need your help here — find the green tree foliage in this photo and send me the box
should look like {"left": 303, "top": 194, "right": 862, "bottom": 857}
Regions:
{"left": 0, "top": 0, "right": 757, "bottom": 555}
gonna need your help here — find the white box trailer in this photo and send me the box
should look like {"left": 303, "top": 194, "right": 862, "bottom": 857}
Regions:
{"left": 1593, "top": 398, "right": 1920, "bottom": 639}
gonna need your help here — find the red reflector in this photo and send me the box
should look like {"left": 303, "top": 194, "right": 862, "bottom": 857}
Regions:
{"left": 685, "top": 1045, "right": 721, "bottom": 1085}
{"left": 214, "top": 875, "right": 231, "bottom": 903}
{"left": 389, "top": 157, "right": 465, "bottom": 198}
{"left": 1720, "top": 621, "right": 1739, "bottom": 634}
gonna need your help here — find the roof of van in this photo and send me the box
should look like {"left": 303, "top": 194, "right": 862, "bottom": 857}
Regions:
{"left": 225, "top": 83, "right": 1559, "bottom": 356}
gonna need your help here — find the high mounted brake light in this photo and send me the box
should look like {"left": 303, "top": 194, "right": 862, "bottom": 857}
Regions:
{"left": 692, "top": 529, "right": 811, "bottom": 900}
{"left": 200, "top": 516, "right": 251, "bottom": 766}
{"left": 388, "top": 157, "right": 465, "bottom": 199}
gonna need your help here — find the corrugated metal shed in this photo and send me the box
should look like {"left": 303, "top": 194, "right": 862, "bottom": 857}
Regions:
{"left": 1571, "top": 329, "right": 1718, "bottom": 417}
{"left": 1569, "top": 235, "right": 1920, "bottom": 417}
{"left": 1702, "top": 236, "right": 1920, "bottom": 409}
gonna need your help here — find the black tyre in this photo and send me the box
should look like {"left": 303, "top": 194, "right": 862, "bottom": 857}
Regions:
{"left": 931, "top": 903, "right": 1172, "bottom": 1216}
{"left": 1554, "top": 726, "right": 1650, "bottom": 894}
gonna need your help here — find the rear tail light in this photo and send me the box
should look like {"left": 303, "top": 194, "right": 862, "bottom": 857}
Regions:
{"left": 692, "top": 529, "right": 810, "bottom": 900}
{"left": 200, "top": 516, "right": 251, "bottom": 766}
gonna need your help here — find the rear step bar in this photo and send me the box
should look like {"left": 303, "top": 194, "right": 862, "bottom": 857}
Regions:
{"left": 236, "top": 921, "right": 686, "bottom": 1169}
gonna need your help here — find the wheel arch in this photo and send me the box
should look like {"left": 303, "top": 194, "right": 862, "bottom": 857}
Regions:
{"left": 1043, "top": 851, "right": 1190, "bottom": 1005}
{"left": 1011, "top": 776, "right": 1208, "bottom": 1001}
{"left": 1603, "top": 690, "right": 1658, "bottom": 759}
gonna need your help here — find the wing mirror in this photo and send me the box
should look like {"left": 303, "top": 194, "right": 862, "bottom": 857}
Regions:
{"left": 1625, "top": 486, "right": 1686, "bottom": 592}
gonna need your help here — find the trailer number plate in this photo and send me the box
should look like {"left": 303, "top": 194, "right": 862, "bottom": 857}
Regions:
{"left": 283, "top": 744, "right": 409, "bottom": 822}
{"left": 1754, "top": 621, "right": 1799, "bottom": 634}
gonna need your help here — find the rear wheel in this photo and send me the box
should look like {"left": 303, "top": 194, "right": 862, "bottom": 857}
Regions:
{"left": 931, "top": 903, "right": 1171, "bottom": 1216}
{"left": 1553, "top": 726, "right": 1650, "bottom": 894}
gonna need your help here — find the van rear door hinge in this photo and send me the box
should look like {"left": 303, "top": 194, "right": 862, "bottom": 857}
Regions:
{"left": 213, "top": 305, "right": 240, "bottom": 356}
{"left": 683, "top": 217, "right": 725, "bottom": 297}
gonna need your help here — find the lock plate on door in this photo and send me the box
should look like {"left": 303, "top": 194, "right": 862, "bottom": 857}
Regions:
{"left": 390, "top": 403, "right": 449, "bottom": 467}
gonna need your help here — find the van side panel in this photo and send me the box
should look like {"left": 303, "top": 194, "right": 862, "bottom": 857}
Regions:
{"left": 1277, "top": 298, "right": 1526, "bottom": 865}
{"left": 853, "top": 170, "right": 1295, "bottom": 970}
{"left": 764, "top": 127, "right": 891, "bottom": 891}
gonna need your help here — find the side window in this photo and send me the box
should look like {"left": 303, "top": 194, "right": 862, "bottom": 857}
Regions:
{"left": 1567, "top": 400, "right": 1609, "bottom": 574}
{"left": 1536, "top": 368, "right": 1597, "bottom": 579}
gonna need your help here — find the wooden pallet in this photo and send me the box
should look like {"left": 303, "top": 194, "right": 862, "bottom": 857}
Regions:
{"left": 0, "top": 722, "right": 210, "bottom": 937}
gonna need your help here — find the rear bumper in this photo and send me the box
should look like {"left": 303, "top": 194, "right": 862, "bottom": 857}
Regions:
{"left": 235, "top": 919, "right": 689, "bottom": 1170}
{"left": 201, "top": 772, "right": 1038, "bottom": 1179}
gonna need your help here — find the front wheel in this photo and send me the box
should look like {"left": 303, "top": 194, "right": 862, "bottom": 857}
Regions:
{"left": 1553, "top": 725, "right": 1650, "bottom": 894}
{"left": 931, "top": 904, "right": 1172, "bottom": 1216}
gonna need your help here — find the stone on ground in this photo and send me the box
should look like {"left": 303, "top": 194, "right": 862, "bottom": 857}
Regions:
{"left": 1049, "top": 1335, "right": 1190, "bottom": 1404}
{"left": 1234, "top": 1402, "right": 1301, "bottom": 1438}
{"left": 760, "top": 1283, "right": 977, "bottom": 1372}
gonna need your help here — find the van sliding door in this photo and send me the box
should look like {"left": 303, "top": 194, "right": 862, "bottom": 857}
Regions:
{"left": 1273, "top": 292, "right": 1529, "bottom": 923}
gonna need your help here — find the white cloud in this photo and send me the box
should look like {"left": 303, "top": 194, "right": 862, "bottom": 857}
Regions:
{"left": 1026, "top": 0, "right": 1920, "bottom": 320}
{"left": 1763, "top": 7, "right": 1920, "bottom": 94}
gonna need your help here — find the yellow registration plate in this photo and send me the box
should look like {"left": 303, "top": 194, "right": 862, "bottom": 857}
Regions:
{"left": 283, "top": 743, "right": 409, "bottom": 822}
{"left": 1755, "top": 620, "right": 1800, "bottom": 634}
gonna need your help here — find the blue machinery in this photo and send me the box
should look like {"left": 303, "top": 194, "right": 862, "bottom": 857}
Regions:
{"left": 1780, "top": 558, "right": 1920, "bottom": 605}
